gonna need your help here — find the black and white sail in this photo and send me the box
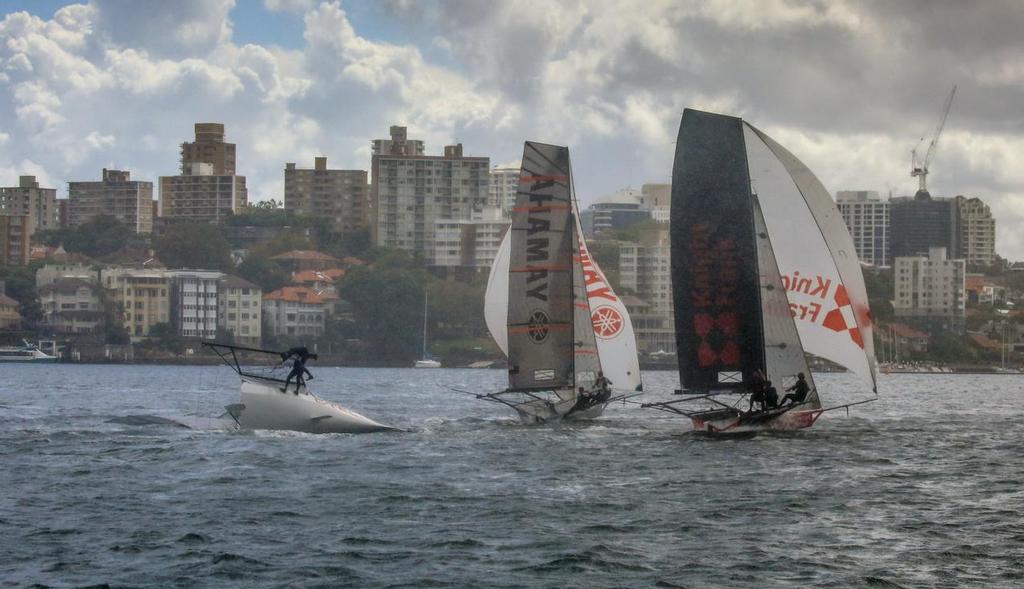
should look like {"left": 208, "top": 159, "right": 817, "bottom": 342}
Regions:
{"left": 671, "top": 108, "right": 876, "bottom": 401}
{"left": 506, "top": 142, "right": 576, "bottom": 391}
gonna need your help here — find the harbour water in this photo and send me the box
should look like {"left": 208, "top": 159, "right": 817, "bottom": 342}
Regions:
{"left": 1, "top": 365, "right": 1022, "bottom": 587}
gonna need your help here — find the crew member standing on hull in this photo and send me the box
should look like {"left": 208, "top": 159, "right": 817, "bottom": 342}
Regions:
{"left": 281, "top": 347, "right": 318, "bottom": 394}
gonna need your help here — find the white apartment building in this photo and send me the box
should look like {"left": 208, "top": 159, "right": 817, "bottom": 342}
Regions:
{"left": 36, "top": 262, "right": 96, "bottom": 288}
{"left": 619, "top": 229, "right": 675, "bottom": 353}
{"left": 488, "top": 165, "right": 519, "bottom": 216}
{"left": 218, "top": 275, "right": 262, "bottom": 346}
{"left": 371, "top": 127, "right": 490, "bottom": 259}
{"left": 955, "top": 195, "right": 996, "bottom": 266}
{"left": 836, "top": 190, "right": 891, "bottom": 267}
{"left": 894, "top": 246, "right": 965, "bottom": 334}
{"left": 263, "top": 287, "right": 326, "bottom": 338}
{"left": 68, "top": 169, "right": 154, "bottom": 233}
{"left": 37, "top": 278, "right": 104, "bottom": 334}
{"left": 431, "top": 208, "right": 510, "bottom": 269}
{"left": 169, "top": 270, "right": 223, "bottom": 339}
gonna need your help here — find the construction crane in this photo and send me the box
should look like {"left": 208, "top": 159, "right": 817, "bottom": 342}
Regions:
{"left": 911, "top": 84, "right": 957, "bottom": 196}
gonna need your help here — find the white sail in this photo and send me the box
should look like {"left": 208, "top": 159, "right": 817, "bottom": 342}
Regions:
{"left": 742, "top": 124, "right": 877, "bottom": 391}
{"left": 484, "top": 227, "right": 642, "bottom": 393}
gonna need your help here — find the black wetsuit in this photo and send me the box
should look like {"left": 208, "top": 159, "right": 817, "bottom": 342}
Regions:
{"left": 283, "top": 357, "right": 313, "bottom": 394}
{"left": 764, "top": 385, "right": 779, "bottom": 409}
{"left": 781, "top": 379, "right": 810, "bottom": 406}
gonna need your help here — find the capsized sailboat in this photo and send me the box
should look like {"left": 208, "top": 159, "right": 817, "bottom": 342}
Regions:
{"left": 204, "top": 342, "right": 398, "bottom": 434}
{"left": 476, "top": 141, "right": 642, "bottom": 423}
{"left": 643, "top": 109, "right": 878, "bottom": 433}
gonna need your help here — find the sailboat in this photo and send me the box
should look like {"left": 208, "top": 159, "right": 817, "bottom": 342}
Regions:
{"left": 643, "top": 109, "right": 877, "bottom": 433}
{"left": 477, "top": 141, "right": 642, "bottom": 423}
{"left": 414, "top": 291, "right": 442, "bottom": 368}
{"left": 204, "top": 342, "right": 398, "bottom": 434}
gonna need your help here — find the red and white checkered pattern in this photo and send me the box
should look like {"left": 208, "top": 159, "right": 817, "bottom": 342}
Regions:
{"left": 822, "top": 285, "right": 864, "bottom": 348}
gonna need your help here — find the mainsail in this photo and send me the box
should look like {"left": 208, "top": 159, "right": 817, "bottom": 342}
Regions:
{"left": 506, "top": 142, "right": 575, "bottom": 391}
{"left": 672, "top": 108, "right": 876, "bottom": 396}
{"left": 484, "top": 157, "right": 642, "bottom": 393}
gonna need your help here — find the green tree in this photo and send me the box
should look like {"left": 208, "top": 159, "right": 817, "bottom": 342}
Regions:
{"left": 341, "top": 265, "right": 423, "bottom": 364}
{"left": 588, "top": 240, "right": 624, "bottom": 294}
{"left": 427, "top": 277, "right": 487, "bottom": 340}
{"left": 929, "top": 333, "right": 978, "bottom": 364}
{"left": 154, "top": 223, "right": 233, "bottom": 271}
{"left": 0, "top": 262, "right": 43, "bottom": 326}
{"left": 237, "top": 253, "right": 289, "bottom": 292}
{"left": 36, "top": 215, "right": 134, "bottom": 258}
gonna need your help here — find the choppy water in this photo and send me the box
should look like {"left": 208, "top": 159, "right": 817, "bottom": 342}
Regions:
{"left": 1, "top": 365, "right": 1022, "bottom": 588}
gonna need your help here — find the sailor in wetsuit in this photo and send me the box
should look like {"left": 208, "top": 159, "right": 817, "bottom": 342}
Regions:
{"left": 780, "top": 372, "right": 810, "bottom": 407}
{"left": 281, "top": 347, "right": 318, "bottom": 394}
{"left": 592, "top": 371, "right": 613, "bottom": 404}
{"left": 763, "top": 380, "right": 779, "bottom": 409}
{"left": 747, "top": 370, "right": 767, "bottom": 412}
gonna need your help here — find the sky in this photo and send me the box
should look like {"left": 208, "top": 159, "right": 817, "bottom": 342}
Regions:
{"left": 1, "top": 1, "right": 1023, "bottom": 258}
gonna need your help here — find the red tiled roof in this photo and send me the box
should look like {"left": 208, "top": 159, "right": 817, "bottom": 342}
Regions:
{"left": 0, "top": 293, "right": 18, "bottom": 306}
{"left": 263, "top": 286, "right": 325, "bottom": 304}
{"left": 967, "top": 333, "right": 1002, "bottom": 350}
{"left": 270, "top": 250, "right": 340, "bottom": 262}
{"left": 341, "top": 256, "right": 365, "bottom": 266}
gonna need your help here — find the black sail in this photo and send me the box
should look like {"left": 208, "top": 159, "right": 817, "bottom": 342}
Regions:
{"left": 671, "top": 109, "right": 765, "bottom": 391}
{"left": 507, "top": 142, "right": 574, "bottom": 391}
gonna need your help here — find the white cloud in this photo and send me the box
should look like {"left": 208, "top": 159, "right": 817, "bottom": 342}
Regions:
{"left": 264, "top": 0, "right": 314, "bottom": 14}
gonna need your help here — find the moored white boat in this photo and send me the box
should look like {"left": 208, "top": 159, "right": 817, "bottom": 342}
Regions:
{"left": 0, "top": 341, "right": 57, "bottom": 362}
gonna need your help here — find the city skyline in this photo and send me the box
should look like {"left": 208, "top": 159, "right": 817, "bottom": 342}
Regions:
{"left": 1, "top": 1, "right": 1023, "bottom": 257}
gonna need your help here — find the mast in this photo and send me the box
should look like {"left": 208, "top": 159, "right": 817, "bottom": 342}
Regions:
{"left": 422, "top": 291, "right": 428, "bottom": 358}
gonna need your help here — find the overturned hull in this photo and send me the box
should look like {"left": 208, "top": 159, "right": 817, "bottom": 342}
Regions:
{"left": 230, "top": 377, "right": 397, "bottom": 434}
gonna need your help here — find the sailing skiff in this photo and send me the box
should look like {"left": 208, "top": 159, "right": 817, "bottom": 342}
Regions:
{"left": 643, "top": 109, "right": 878, "bottom": 433}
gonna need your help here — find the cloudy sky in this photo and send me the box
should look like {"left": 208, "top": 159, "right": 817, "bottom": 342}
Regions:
{"left": 1, "top": 1, "right": 1023, "bottom": 257}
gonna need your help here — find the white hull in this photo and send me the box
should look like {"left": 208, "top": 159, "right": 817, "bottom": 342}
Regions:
{"left": 691, "top": 408, "right": 823, "bottom": 434}
{"left": 414, "top": 359, "right": 442, "bottom": 368}
{"left": 0, "top": 350, "right": 57, "bottom": 362}
{"left": 232, "top": 377, "right": 397, "bottom": 434}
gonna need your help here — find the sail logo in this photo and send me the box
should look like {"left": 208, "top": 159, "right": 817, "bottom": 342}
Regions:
{"left": 821, "top": 285, "right": 865, "bottom": 348}
{"left": 782, "top": 270, "right": 864, "bottom": 349}
{"left": 591, "top": 306, "right": 623, "bottom": 339}
{"left": 687, "top": 223, "right": 743, "bottom": 369}
{"left": 527, "top": 310, "right": 550, "bottom": 344}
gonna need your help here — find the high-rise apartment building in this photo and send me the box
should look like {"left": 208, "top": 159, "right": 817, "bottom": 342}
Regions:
{"left": 580, "top": 188, "right": 651, "bottom": 237}
{"left": 0, "top": 175, "right": 58, "bottom": 236}
{"left": 893, "top": 246, "right": 965, "bottom": 334}
{"left": 159, "top": 163, "right": 247, "bottom": 222}
{"left": 181, "top": 123, "right": 235, "bottom": 175}
{"left": 890, "top": 192, "right": 958, "bottom": 259}
{"left": 284, "top": 157, "right": 369, "bottom": 235}
{"left": 68, "top": 168, "right": 154, "bottom": 233}
{"left": 371, "top": 126, "right": 490, "bottom": 257}
{"left": 0, "top": 214, "right": 30, "bottom": 265}
{"left": 836, "top": 190, "right": 891, "bottom": 266}
{"left": 619, "top": 228, "right": 675, "bottom": 353}
{"left": 955, "top": 195, "right": 996, "bottom": 266}
{"left": 160, "top": 124, "right": 247, "bottom": 223}
{"left": 488, "top": 165, "right": 519, "bottom": 216}
{"left": 431, "top": 208, "right": 510, "bottom": 269}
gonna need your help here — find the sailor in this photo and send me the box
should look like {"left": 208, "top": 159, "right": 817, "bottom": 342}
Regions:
{"left": 764, "top": 380, "right": 779, "bottom": 409}
{"left": 282, "top": 347, "right": 318, "bottom": 394}
{"left": 593, "top": 370, "right": 613, "bottom": 404}
{"left": 780, "top": 372, "right": 810, "bottom": 407}
{"left": 747, "top": 370, "right": 767, "bottom": 412}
